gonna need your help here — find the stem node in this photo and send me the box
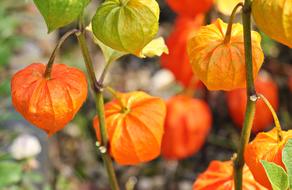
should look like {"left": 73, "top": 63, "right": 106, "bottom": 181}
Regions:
{"left": 94, "top": 81, "right": 104, "bottom": 93}
{"left": 99, "top": 146, "right": 108, "bottom": 154}
{"left": 249, "top": 94, "right": 259, "bottom": 102}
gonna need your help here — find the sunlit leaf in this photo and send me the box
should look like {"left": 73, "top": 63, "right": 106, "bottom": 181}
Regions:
{"left": 261, "top": 160, "right": 289, "bottom": 190}
{"left": 138, "top": 37, "right": 169, "bottom": 58}
{"left": 33, "top": 0, "right": 89, "bottom": 32}
{"left": 282, "top": 139, "right": 292, "bottom": 189}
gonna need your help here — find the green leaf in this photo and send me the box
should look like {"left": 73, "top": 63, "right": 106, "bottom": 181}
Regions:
{"left": 33, "top": 0, "right": 90, "bottom": 32}
{"left": 283, "top": 139, "right": 292, "bottom": 189}
{"left": 261, "top": 160, "right": 289, "bottom": 190}
{"left": 0, "top": 161, "right": 22, "bottom": 187}
{"left": 138, "top": 37, "right": 169, "bottom": 58}
{"left": 23, "top": 171, "right": 43, "bottom": 183}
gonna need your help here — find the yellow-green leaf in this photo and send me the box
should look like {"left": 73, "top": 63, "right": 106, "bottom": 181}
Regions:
{"left": 138, "top": 37, "right": 169, "bottom": 58}
{"left": 261, "top": 160, "right": 289, "bottom": 190}
{"left": 282, "top": 139, "right": 292, "bottom": 189}
{"left": 33, "top": 0, "right": 89, "bottom": 32}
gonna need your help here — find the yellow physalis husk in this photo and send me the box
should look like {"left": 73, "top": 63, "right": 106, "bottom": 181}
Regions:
{"left": 187, "top": 19, "right": 264, "bottom": 91}
{"left": 216, "top": 0, "right": 243, "bottom": 15}
{"left": 252, "top": 0, "right": 292, "bottom": 48}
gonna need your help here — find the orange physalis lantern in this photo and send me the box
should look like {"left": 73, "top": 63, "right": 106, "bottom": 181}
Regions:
{"left": 187, "top": 19, "right": 264, "bottom": 91}
{"left": 93, "top": 91, "right": 166, "bottom": 165}
{"left": 193, "top": 160, "right": 267, "bottom": 190}
{"left": 11, "top": 63, "right": 88, "bottom": 135}
{"left": 226, "top": 73, "right": 279, "bottom": 133}
{"left": 245, "top": 128, "right": 292, "bottom": 189}
{"left": 161, "top": 16, "right": 204, "bottom": 88}
{"left": 166, "top": 0, "right": 213, "bottom": 18}
{"left": 161, "top": 95, "right": 212, "bottom": 160}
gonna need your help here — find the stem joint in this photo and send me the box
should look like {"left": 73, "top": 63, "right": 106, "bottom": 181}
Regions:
{"left": 94, "top": 81, "right": 104, "bottom": 93}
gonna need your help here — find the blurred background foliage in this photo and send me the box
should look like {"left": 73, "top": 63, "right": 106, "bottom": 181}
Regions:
{"left": 0, "top": 0, "right": 291, "bottom": 190}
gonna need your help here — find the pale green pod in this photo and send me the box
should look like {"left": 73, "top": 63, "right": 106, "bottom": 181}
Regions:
{"left": 92, "top": 0, "right": 160, "bottom": 55}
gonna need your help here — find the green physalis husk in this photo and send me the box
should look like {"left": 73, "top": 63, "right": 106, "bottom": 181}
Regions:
{"left": 92, "top": 0, "right": 160, "bottom": 55}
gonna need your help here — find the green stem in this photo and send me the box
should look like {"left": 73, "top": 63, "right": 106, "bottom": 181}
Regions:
{"left": 258, "top": 94, "right": 283, "bottom": 142}
{"left": 44, "top": 29, "right": 79, "bottom": 79}
{"left": 76, "top": 32, "right": 98, "bottom": 90}
{"left": 224, "top": 2, "right": 244, "bottom": 44}
{"left": 76, "top": 30, "right": 120, "bottom": 190}
{"left": 99, "top": 60, "right": 114, "bottom": 85}
{"left": 234, "top": 1, "right": 257, "bottom": 190}
{"left": 96, "top": 93, "right": 120, "bottom": 190}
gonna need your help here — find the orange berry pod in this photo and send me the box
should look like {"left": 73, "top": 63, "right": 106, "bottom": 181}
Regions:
{"left": 93, "top": 91, "right": 166, "bottom": 165}
{"left": 226, "top": 73, "right": 279, "bottom": 133}
{"left": 11, "top": 63, "right": 88, "bottom": 135}
{"left": 166, "top": 0, "right": 213, "bottom": 18}
{"left": 161, "top": 16, "right": 204, "bottom": 88}
{"left": 245, "top": 129, "right": 292, "bottom": 189}
{"left": 161, "top": 95, "right": 212, "bottom": 160}
{"left": 187, "top": 19, "right": 264, "bottom": 91}
{"left": 252, "top": 0, "right": 292, "bottom": 48}
{"left": 193, "top": 160, "right": 267, "bottom": 190}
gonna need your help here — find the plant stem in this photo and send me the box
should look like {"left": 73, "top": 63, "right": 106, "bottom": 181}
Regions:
{"left": 76, "top": 31, "right": 120, "bottom": 190}
{"left": 258, "top": 94, "right": 283, "bottom": 141}
{"left": 95, "top": 93, "right": 120, "bottom": 190}
{"left": 44, "top": 29, "right": 79, "bottom": 79}
{"left": 99, "top": 60, "right": 114, "bottom": 84}
{"left": 234, "top": 0, "right": 257, "bottom": 190}
{"left": 224, "top": 2, "right": 244, "bottom": 44}
{"left": 76, "top": 32, "right": 99, "bottom": 90}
